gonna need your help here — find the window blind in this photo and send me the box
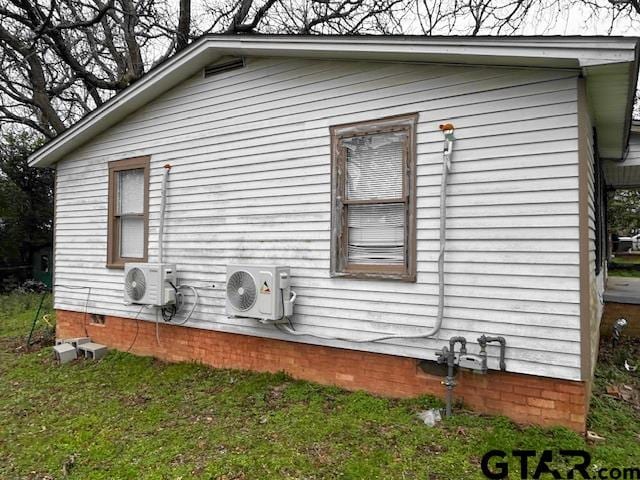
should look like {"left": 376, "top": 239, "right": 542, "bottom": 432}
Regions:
{"left": 343, "top": 132, "right": 405, "bottom": 201}
{"left": 347, "top": 204, "right": 405, "bottom": 264}
{"left": 341, "top": 131, "right": 406, "bottom": 266}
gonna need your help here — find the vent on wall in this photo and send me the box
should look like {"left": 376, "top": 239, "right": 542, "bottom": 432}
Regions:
{"left": 204, "top": 57, "right": 245, "bottom": 78}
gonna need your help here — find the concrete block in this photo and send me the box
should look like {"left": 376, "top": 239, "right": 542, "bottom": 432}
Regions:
{"left": 78, "top": 342, "right": 108, "bottom": 360}
{"left": 53, "top": 343, "right": 77, "bottom": 364}
{"left": 56, "top": 337, "right": 90, "bottom": 349}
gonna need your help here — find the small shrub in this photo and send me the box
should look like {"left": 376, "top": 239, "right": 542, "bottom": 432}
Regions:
{"left": 15, "top": 279, "right": 48, "bottom": 294}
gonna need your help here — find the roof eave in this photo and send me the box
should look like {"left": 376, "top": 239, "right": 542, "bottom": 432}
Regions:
{"left": 28, "top": 36, "right": 640, "bottom": 168}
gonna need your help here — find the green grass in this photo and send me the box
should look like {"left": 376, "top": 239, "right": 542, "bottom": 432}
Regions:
{"left": 608, "top": 269, "right": 640, "bottom": 278}
{"left": 1, "top": 293, "right": 639, "bottom": 479}
{"left": 610, "top": 254, "right": 640, "bottom": 265}
{"left": 609, "top": 254, "right": 640, "bottom": 277}
{"left": 0, "top": 291, "right": 54, "bottom": 339}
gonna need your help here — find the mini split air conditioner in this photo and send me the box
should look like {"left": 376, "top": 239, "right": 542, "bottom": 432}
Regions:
{"left": 225, "top": 265, "right": 295, "bottom": 323}
{"left": 124, "top": 263, "right": 177, "bottom": 307}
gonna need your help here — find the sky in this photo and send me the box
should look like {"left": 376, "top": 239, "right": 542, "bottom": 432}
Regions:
{"left": 187, "top": 0, "right": 640, "bottom": 37}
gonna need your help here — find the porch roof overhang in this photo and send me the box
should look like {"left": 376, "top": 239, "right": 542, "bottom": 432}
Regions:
{"left": 28, "top": 35, "right": 640, "bottom": 168}
{"left": 604, "top": 125, "right": 640, "bottom": 189}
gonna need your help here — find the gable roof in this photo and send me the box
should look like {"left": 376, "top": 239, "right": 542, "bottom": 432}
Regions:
{"left": 28, "top": 35, "right": 640, "bottom": 167}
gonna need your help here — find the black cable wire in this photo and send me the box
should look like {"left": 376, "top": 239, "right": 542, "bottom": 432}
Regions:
{"left": 170, "top": 286, "right": 196, "bottom": 326}
{"left": 280, "top": 288, "right": 296, "bottom": 331}
{"left": 83, "top": 287, "right": 91, "bottom": 337}
{"left": 159, "top": 282, "right": 180, "bottom": 322}
{"left": 54, "top": 285, "right": 91, "bottom": 338}
{"left": 125, "top": 305, "right": 145, "bottom": 353}
{"left": 161, "top": 304, "right": 176, "bottom": 322}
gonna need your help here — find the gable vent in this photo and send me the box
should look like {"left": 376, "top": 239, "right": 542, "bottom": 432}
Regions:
{"left": 204, "top": 57, "right": 245, "bottom": 78}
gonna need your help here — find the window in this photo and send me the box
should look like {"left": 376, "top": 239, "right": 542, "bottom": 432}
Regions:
{"left": 330, "top": 114, "right": 418, "bottom": 281}
{"left": 107, "top": 156, "right": 149, "bottom": 267}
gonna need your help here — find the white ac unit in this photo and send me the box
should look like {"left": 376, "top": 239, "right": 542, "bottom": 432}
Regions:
{"left": 225, "top": 265, "right": 295, "bottom": 323}
{"left": 124, "top": 263, "right": 177, "bottom": 307}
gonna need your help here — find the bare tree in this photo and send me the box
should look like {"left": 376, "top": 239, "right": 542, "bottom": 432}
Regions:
{"left": 0, "top": 0, "right": 411, "bottom": 137}
{"left": 177, "top": 0, "right": 191, "bottom": 51}
{"left": 0, "top": 0, "right": 175, "bottom": 136}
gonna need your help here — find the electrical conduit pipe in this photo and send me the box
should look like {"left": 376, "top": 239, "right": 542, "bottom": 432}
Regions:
{"left": 158, "top": 164, "right": 171, "bottom": 264}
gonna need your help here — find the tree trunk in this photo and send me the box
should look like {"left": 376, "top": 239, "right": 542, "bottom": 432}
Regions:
{"left": 177, "top": 0, "right": 191, "bottom": 52}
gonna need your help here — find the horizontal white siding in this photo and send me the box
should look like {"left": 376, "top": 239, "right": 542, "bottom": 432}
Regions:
{"left": 54, "top": 57, "right": 582, "bottom": 380}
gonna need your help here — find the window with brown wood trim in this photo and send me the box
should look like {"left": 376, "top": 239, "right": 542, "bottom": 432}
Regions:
{"left": 107, "top": 156, "right": 150, "bottom": 268}
{"left": 330, "top": 114, "right": 418, "bottom": 281}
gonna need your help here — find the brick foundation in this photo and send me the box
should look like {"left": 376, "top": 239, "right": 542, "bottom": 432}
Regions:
{"left": 56, "top": 309, "right": 588, "bottom": 432}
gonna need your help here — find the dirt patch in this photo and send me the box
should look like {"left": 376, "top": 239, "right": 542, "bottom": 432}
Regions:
{"left": 605, "top": 384, "right": 640, "bottom": 411}
{"left": 265, "top": 383, "right": 289, "bottom": 407}
{"left": 419, "top": 443, "right": 448, "bottom": 455}
{"left": 121, "top": 392, "right": 152, "bottom": 407}
{"left": 1, "top": 330, "right": 55, "bottom": 356}
{"left": 597, "top": 337, "right": 640, "bottom": 411}
{"left": 303, "top": 442, "right": 334, "bottom": 466}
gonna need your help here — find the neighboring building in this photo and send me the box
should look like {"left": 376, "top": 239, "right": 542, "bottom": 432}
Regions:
{"left": 29, "top": 36, "right": 640, "bottom": 431}
{"left": 32, "top": 245, "right": 53, "bottom": 289}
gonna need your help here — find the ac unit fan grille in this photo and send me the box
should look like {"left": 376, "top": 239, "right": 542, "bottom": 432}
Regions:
{"left": 227, "top": 270, "right": 257, "bottom": 311}
{"left": 125, "top": 267, "right": 147, "bottom": 301}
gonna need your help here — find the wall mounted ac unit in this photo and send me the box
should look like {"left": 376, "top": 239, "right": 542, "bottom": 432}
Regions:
{"left": 124, "top": 263, "right": 177, "bottom": 307}
{"left": 226, "top": 265, "right": 295, "bottom": 323}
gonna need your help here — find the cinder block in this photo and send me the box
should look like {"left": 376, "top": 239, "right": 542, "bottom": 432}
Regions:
{"left": 53, "top": 343, "right": 77, "bottom": 364}
{"left": 56, "top": 337, "right": 90, "bottom": 349}
{"left": 78, "top": 342, "right": 108, "bottom": 361}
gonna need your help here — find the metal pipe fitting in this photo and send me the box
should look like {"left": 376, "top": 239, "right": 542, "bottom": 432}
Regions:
{"left": 449, "top": 336, "right": 467, "bottom": 356}
{"left": 612, "top": 318, "right": 628, "bottom": 347}
{"left": 478, "top": 335, "right": 507, "bottom": 372}
{"left": 435, "top": 336, "right": 467, "bottom": 417}
{"left": 478, "top": 335, "right": 507, "bottom": 371}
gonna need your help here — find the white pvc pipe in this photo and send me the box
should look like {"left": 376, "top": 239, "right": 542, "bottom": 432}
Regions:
{"left": 158, "top": 165, "right": 171, "bottom": 264}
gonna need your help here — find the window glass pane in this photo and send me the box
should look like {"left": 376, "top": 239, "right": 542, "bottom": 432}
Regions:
{"left": 117, "top": 169, "right": 144, "bottom": 215}
{"left": 347, "top": 203, "right": 405, "bottom": 265}
{"left": 120, "top": 217, "right": 144, "bottom": 258}
{"left": 343, "top": 131, "right": 405, "bottom": 200}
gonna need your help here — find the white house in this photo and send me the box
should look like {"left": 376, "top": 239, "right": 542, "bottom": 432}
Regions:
{"left": 29, "top": 36, "right": 640, "bottom": 431}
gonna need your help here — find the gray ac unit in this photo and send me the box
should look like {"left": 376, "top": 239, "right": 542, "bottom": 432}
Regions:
{"left": 225, "top": 264, "right": 295, "bottom": 323}
{"left": 124, "top": 263, "right": 177, "bottom": 307}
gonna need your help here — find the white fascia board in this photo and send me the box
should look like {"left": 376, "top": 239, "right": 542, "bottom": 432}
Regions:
{"left": 202, "top": 36, "right": 639, "bottom": 67}
{"left": 29, "top": 35, "right": 640, "bottom": 167}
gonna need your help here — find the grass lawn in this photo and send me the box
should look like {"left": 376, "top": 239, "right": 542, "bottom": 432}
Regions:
{"left": 610, "top": 254, "right": 640, "bottom": 265}
{"left": 609, "top": 254, "right": 640, "bottom": 277}
{"left": 1, "top": 293, "right": 639, "bottom": 479}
